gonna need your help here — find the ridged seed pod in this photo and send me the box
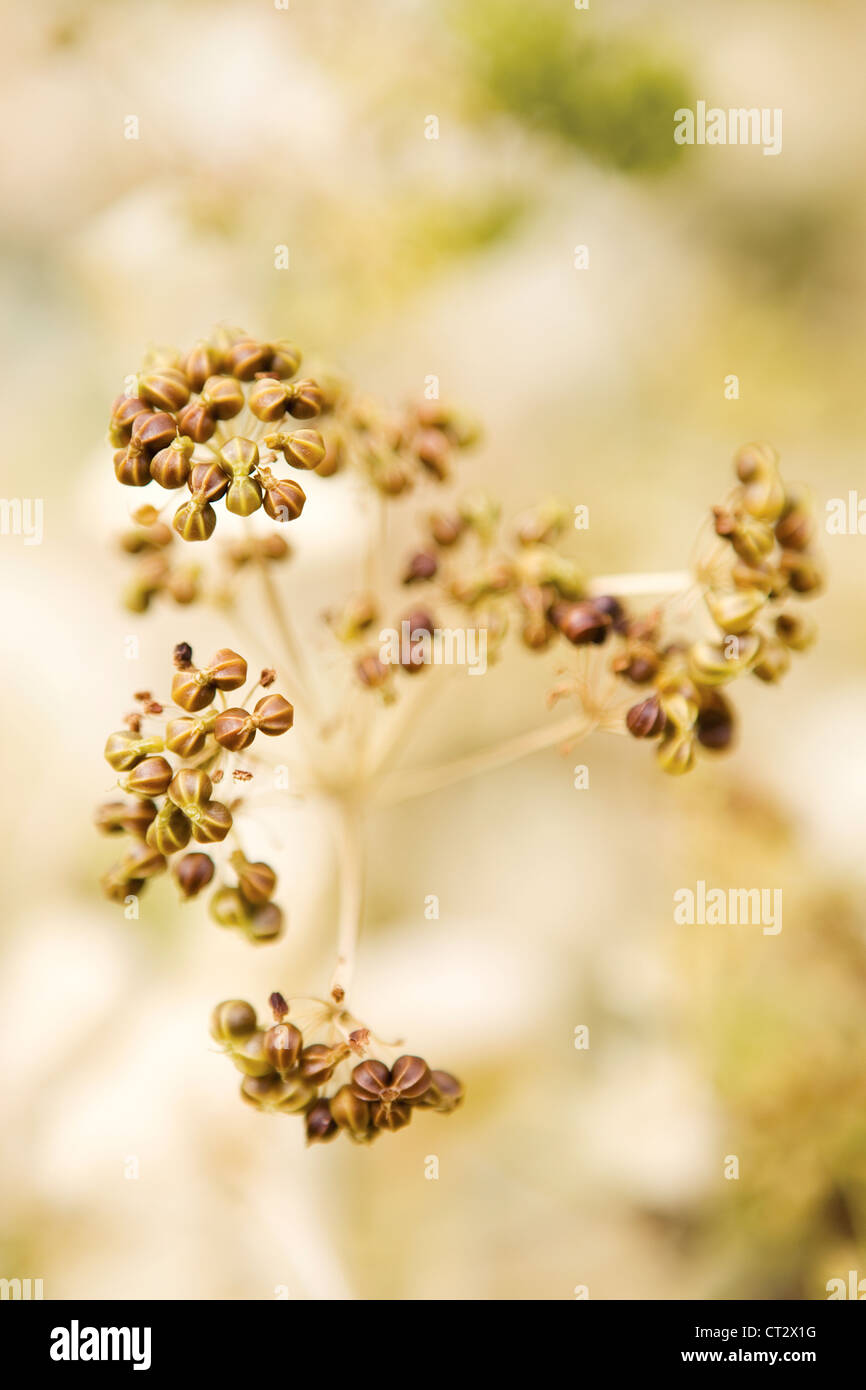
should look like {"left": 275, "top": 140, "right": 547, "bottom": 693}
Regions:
{"left": 246, "top": 902, "right": 283, "bottom": 943}
{"left": 350, "top": 1058, "right": 390, "bottom": 1102}
{"left": 252, "top": 693, "right": 294, "bottom": 736}
{"left": 263, "top": 1021, "right": 302, "bottom": 1077}
{"left": 150, "top": 436, "right": 194, "bottom": 489}
{"left": 139, "top": 366, "right": 190, "bottom": 413}
{"left": 94, "top": 798, "right": 158, "bottom": 837}
{"left": 176, "top": 399, "right": 216, "bottom": 444}
{"left": 226, "top": 477, "right": 263, "bottom": 516}
{"left": 249, "top": 378, "right": 289, "bottom": 422}
{"left": 123, "top": 838, "right": 168, "bottom": 878}
{"left": 146, "top": 800, "right": 192, "bottom": 855}
{"left": 201, "top": 375, "right": 245, "bottom": 420}
{"left": 752, "top": 637, "right": 791, "bottom": 684}
{"left": 132, "top": 411, "right": 177, "bottom": 456}
{"left": 232, "top": 853, "right": 276, "bottom": 904}
{"left": 656, "top": 730, "right": 696, "bottom": 776}
{"left": 705, "top": 587, "right": 767, "bottom": 635}
{"left": 282, "top": 429, "right": 326, "bottom": 470}
{"left": 260, "top": 472, "right": 306, "bottom": 522}
{"left": 183, "top": 342, "right": 220, "bottom": 392}
{"left": 210, "top": 886, "right": 251, "bottom": 930}
{"left": 205, "top": 648, "right": 247, "bottom": 690}
{"left": 241, "top": 1073, "right": 314, "bottom": 1113}
{"left": 114, "top": 445, "right": 152, "bottom": 487}
{"left": 121, "top": 756, "right": 173, "bottom": 798}
{"left": 268, "top": 340, "right": 302, "bottom": 379}
{"left": 101, "top": 868, "right": 145, "bottom": 903}
{"left": 171, "top": 667, "right": 216, "bottom": 712}
{"left": 174, "top": 851, "right": 215, "bottom": 899}
{"left": 104, "top": 730, "right": 164, "bottom": 771}
{"left": 688, "top": 634, "right": 760, "bottom": 686}
{"left": 168, "top": 766, "right": 212, "bottom": 807}
{"left": 695, "top": 692, "right": 735, "bottom": 751}
{"left": 779, "top": 550, "right": 823, "bottom": 595}
{"left": 210, "top": 998, "right": 257, "bottom": 1044}
{"left": 775, "top": 612, "right": 816, "bottom": 652}
{"left": 227, "top": 338, "right": 272, "bottom": 379}
{"left": 219, "top": 435, "right": 258, "bottom": 477}
{"left": 109, "top": 393, "right": 150, "bottom": 446}
{"left": 213, "top": 707, "right": 256, "bottom": 751}
{"left": 164, "top": 715, "right": 210, "bottom": 757}
{"left": 305, "top": 1100, "right": 339, "bottom": 1144}
{"left": 626, "top": 694, "right": 665, "bottom": 739}
{"left": 173, "top": 499, "right": 217, "bottom": 542}
{"left": 286, "top": 378, "right": 323, "bottom": 419}
{"left": 330, "top": 1085, "right": 374, "bottom": 1140}
{"left": 188, "top": 461, "right": 229, "bottom": 503}
{"left": 300, "top": 1043, "right": 346, "bottom": 1086}
{"left": 389, "top": 1055, "right": 432, "bottom": 1102}
{"left": 230, "top": 1031, "right": 274, "bottom": 1078}
{"left": 373, "top": 1101, "right": 412, "bottom": 1132}
{"left": 551, "top": 600, "right": 609, "bottom": 646}
{"left": 420, "top": 1070, "right": 464, "bottom": 1113}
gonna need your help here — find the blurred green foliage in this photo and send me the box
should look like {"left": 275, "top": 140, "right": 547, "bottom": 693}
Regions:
{"left": 453, "top": 0, "right": 691, "bottom": 174}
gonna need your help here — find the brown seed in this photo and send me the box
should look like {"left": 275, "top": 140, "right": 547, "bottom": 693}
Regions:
{"left": 122, "top": 838, "right": 168, "bottom": 879}
{"left": 205, "top": 648, "right": 247, "bottom": 690}
{"left": 139, "top": 366, "right": 190, "bottom": 413}
{"left": 330, "top": 1085, "right": 374, "bottom": 1140}
{"left": 188, "top": 461, "right": 229, "bottom": 503}
{"left": 252, "top": 693, "right": 294, "bottom": 736}
{"left": 173, "top": 498, "right": 217, "bottom": 542}
{"left": 286, "top": 378, "right": 323, "bottom": 419}
{"left": 281, "top": 429, "right": 325, "bottom": 470}
{"left": 104, "top": 730, "right": 164, "bottom": 771}
{"left": 356, "top": 653, "right": 390, "bottom": 689}
{"left": 171, "top": 667, "right": 215, "bottom": 712}
{"left": 626, "top": 694, "right": 666, "bottom": 739}
{"left": 201, "top": 375, "right": 245, "bottom": 420}
{"left": 260, "top": 472, "right": 306, "bottom": 522}
{"left": 403, "top": 551, "right": 438, "bottom": 584}
{"left": 169, "top": 766, "right": 213, "bottom": 807}
{"left": 390, "top": 1054, "right": 432, "bottom": 1102}
{"left": 186, "top": 800, "right": 232, "bottom": 844}
{"left": 227, "top": 339, "right": 272, "bottom": 380}
{"left": 109, "top": 393, "right": 150, "bottom": 446}
{"left": 176, "top": 399, "right": 216, "bottom": 444}
{"left": 249, "top": 377, "right": 289, "bottom": 422}
{"left": 420, "top": 1069, "right": 464, "bottom": 1113}
{"left": 350, "top": 1058, "right": 390, "bottom": 1102}
{"left": 247, "top": 902, "right": 284, "bottom": 943}
{"left": 263, "top": 1021, "right": 302, "bottom": 1077}
{"left": 122, "top": 756, "right": 173, "bottom": 798}
{"left": 372, "top": 1101, "right": 412, "bottom": 1132}
{"left": 114, "top": 445, "right": 152, "bottom": 487}
{"left": 300, "top": 1043, "right": 347, "bottom": 1085}
{"left": 174, "top": 851, "right": 215, "bottom": 899}
{"left": 210, "top": 998, "right": 257, "bottom": 1043}
{"left": 164, "top": 716, "right": 209, "bottom": 758}
{"left": 695, "top": 693, "right": 735, "bottom": 751}
{"left": 132, "top": 410, "right": 177, "bottom": 455}
{"left": 305, "top": 1100, "right": 339, "bottom": 1144}
{"left": 183, "top": 341, "right": 220, "bottom": 392}
{"left": 146, "top": 801, "right": 192, "bottom": 855}
{"left": 551, "top": 600, "right": 609, "bottom": 645}
{"left": 94, "top": 798, "right": 158, "bottom": 837}
{"left": 214, "top": 707, "right": 256, "bottom": 751}
{"left": 232, "top": 853, "right": 276, "bottom": 905}
{"left": 226, "top": 476, "right": 263, "bottom": 517}
{"left": 269, "top": 992, "right": 289, "bottom": 1020}
{"left": 210, "top": 885, "right": 251, "bottom": 930}
{"left": 150, "top": 437, "right": 193, "bottom": 489}
{"left": 268, "top": 340, "right": 302, "bottom": 379}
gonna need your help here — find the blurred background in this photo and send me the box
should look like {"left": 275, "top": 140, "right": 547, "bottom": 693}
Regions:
{"left": 2, "top": 0, "right": 865, "bottom": 1300}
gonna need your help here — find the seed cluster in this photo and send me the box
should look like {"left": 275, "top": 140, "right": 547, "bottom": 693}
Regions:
{"left": 619, "top": 443, "right": 821, "bottom": 774}
{"left": 108, "top": 328, "right": 328, "bottom": 542}
{"left": 314, "top": 388, "right": 478, "bottom": 493}
{"left": 96, "top": 645, "right": 292, "bottom": 933}
{"left": 211, "top": 994, "right": 463, "bottom": 1145}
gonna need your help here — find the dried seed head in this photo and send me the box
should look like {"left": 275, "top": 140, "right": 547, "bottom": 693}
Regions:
{"left": 174, "top": 852, "right": 215, "bottom": 899}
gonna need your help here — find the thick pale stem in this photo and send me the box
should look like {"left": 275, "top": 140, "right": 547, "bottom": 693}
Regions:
{"left": 590, "top": 569, "right": 692, "bottom": 598}
{"left": 328, "top": 795, "right": 364, "bottom": 1004}
{"left": 374, "top": 714, "right": 595, "bottom": 807}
